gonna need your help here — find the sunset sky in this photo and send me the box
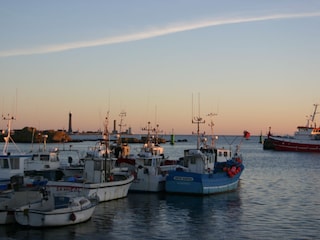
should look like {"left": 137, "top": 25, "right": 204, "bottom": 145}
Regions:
{"left": 1, "top": 1, "right": 320, "bottom": 135}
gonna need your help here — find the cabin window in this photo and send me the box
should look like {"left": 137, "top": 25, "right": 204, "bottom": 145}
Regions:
{"left": 190, "top": 157, "right": 196, "bottom": 164}
{"left": 80, "top": 199, "right": 89, "bottom": 205}
{"left": 219, "top": 152, "right": 222, "bottom": 157}
{"left": 10, "top": 158, "right": 20, "bottom": 169}
{"left": 224, "top": 151, "right": 228, "bottom": 157}
{"left": 54, "top": 196, "right": 70, "bottom": 209}
{"left": 40, "top": 155, "right": 49, "bottom": 161}
{"left": 94, "top": 161, "right": 102, "bottom": 170}
{"left": 144, "top": 159, "right": 152, "bottom": 166}
{"left": 0, "top": 159, "right": 9, "bottom": 169}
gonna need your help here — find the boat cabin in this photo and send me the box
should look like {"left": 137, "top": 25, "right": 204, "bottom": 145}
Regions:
{"left": 215, "top": 148, "right": 232, "bottom": 163}
{"left": 83, "top": 157, "right": 116, "bottom": 183}
{"left": 181, "top": 149, "right": 215, "bottom": 174}
{"left": 139, "top": 152, "right": 161, "bottom": 164}
{"left": 0, "top": 154, "right": 31, "bottom": 190}
{"left": 141, "top": 143, "right": 164, "bottom": 156}
{"left": 24, "top": 150, "right": 60, "bottom": 171}
{"left": 135, "top": 152, "right": 164, "bottom": 175}
{"left": 0, "top": 155, "right": 25, "bottom": 180}
{"left": 311, "top": 128, "right": 320, "bottom": 140}
{"left": 53, "top": 196, "right": 91, "bottom": 210}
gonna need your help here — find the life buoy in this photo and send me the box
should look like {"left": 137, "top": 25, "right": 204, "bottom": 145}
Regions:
{"left": 227, "top": 168, "right": 234, "bottom": 178}
{"left": 109, "top": 175, "right": 114, "bottom": 181}
{"left": 70, "top": 212, "right": 76, "bottom": 221}
{"left": 228, "top": 170, "right": 234, "bottom": 178}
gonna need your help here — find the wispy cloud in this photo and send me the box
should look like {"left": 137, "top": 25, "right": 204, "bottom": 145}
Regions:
{"left": 1, "top": 12, "right": 320, "bottom": 58}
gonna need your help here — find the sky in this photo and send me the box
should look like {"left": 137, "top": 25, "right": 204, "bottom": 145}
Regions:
{"left": 1, "top": 1, "right": 320, "bottom": 136}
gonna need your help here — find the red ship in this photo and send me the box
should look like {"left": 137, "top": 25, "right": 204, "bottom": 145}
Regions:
{"left": 264, "top": 104, "right": 320, "bottom": 152}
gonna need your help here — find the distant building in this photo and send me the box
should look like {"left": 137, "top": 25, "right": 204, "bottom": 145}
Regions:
{"left": 68, "top": 112, "right": 72, "bottom": 134}
{"left": 112, "top": 120, "right": 118, "bottom": 134}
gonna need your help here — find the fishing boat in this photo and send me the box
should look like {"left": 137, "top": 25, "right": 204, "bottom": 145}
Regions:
{"left": 0, "top": 115, "right": 42, "bottom": 224}
{"left": 46, "top": 158, "right": 134, "bottom": 203}
{"left": 0, "top": 115, "right": 33, "bottom": 190}
{"left": 46, "top": 114, "right": 134, "bottom": 202}
{"left": 116, "top": 122, "right": 178, "bottom": 192}
{"left": 24, "top": 134, "right": 60, "bottom": 172}
{"left": 14, "top": 189, "right": 96, "bottom": 227}
{"left": 165, "top": 114, "right": 245, "bottom": 195}
{"left": 23, "top": 143, "right": 64, "bottom": 186}
{"left": 24, "top": 134, "right": 80, "bottom": 184}
{"left": 264, "top": 104, "right": 320, "bottom": 152}
{"left": 58, "top": 147, "right": 85, "bottom": 178}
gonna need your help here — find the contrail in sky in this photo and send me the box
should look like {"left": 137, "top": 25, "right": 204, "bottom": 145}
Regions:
{"left": 1, "top": 12, "right": 320, "bottom": 58}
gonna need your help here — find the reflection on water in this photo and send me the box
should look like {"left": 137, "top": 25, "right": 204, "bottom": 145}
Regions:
{"left": 163, "top": 192, "right": 242, "bottom": 239}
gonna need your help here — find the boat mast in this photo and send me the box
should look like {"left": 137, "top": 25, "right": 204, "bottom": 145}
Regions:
{"left": 310, "top": 104, "right": 319, "bottom": 127}
{"left": 192, "top": 93, "right": 205, "bottom": 149}
{"left": 142, "top": 121, "right": 153, "bottom": 148}
{"left": 103, "top": 112, "right": 111, "bottom": 182}
{"left": 2, "top": 114, "right": 19, "bottom": 155}
{"left": 117, "top": 111, "right": 126, "bottom": 145}
{"left": 192, "top": 116, "right": 205, "bottom": 150}
{"left": 207, "top": 112, "right": 218, "bottom": 148}
{"left": 154, "top": 124, "right": 161, "bottom": 145}
{"left": 103, "top": 113, "right": 109, "bottom": 144}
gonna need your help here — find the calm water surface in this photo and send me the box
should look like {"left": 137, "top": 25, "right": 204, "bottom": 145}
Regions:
{"left": 1, "top": 135, "right": 320, "bottom": 239}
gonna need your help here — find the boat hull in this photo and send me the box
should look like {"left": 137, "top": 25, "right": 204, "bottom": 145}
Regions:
{"left": 15, "top": 202, "right": 96, "bottom": 227}
{"left": 46, "top": 175, "right": 134, "bottom": 202}
{"left": 270, "top": 137, "right": 320, "bottom": 152}
{"left": 0, "top": 210, "right": 15, "bottom": 225}
{"left": 165, "top": 169, "right": 243, "bottom": 195}
{"left": 130, "top": 175, "right": 166, "bottom": 192}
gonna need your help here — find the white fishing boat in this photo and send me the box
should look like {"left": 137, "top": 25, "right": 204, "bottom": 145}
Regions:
{"left": 0, "top": 152, "right": 30, "bottom": 191}
{"left": 25, "top": 144, "right": 84, "bottom": 183}
{"left": 14, "top": 190, "right": 96, "bottom": 227}
{"left": 24, "top": 134, "right": 60, "bottom": 172}
{"left": 46, "top": 114, "right": 134, "bottom": 202}
{"left": 58, "top": 147, "right": 85, "bottom": 178}
{"left": 0, "top": 115, "right": 42, "bottom": 224}
{"left": 23, "top": 147, "right": 64, "bottom": 186}
{"left": 0, "top": 115, "right": 33, "bottom": 191}
{"left": 116, "top": 122, "right": 178, "bottom": 192}
{"left": 46, "top": 159, "right": 134, "bottom": 202}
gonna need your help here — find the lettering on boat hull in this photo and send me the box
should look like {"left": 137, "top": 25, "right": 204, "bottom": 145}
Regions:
{"left": 173, "top": 176, "right": 194, "bottom": 181}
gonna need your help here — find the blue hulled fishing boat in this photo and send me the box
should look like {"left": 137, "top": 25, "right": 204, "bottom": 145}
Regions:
{"left": 165, "top": 114, "right": 245, "bottom": 195}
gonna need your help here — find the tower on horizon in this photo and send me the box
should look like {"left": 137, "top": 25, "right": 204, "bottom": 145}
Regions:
{"left": 68, "top": 111, "right": 72, "bottom": 134}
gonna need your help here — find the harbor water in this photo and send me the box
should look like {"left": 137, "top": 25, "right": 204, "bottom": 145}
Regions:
{"left": 1, "top": 135, "right": 320, "bottom": 240}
